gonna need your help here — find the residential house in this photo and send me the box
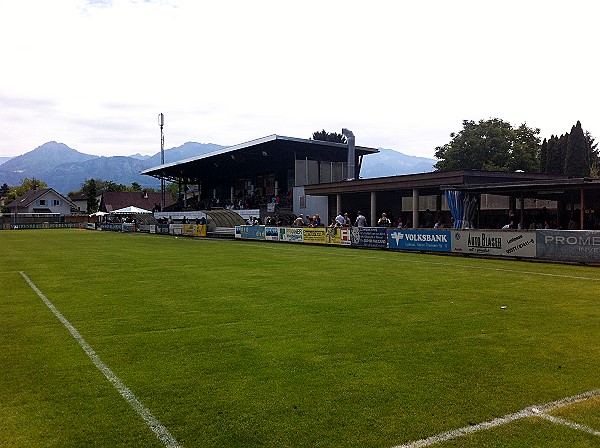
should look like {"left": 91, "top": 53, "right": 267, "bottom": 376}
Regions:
{"left": 8, "top": 188, "right": 76, "bottom": 216}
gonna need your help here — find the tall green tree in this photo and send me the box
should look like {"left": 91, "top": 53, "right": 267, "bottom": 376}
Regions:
{"left": 0, "top": 183, "right": 9, "bottom": 197}
{"left": 312, "top": 129, "right": 347, "bottom": 143}
{"left": 539, "top": 138, "right": 548, "bottom": 173}
{"left": 585, "top": 131, "right": 599, "bottom": 176}
{"left": 434, "top": 118, "right": 540, "bottom": 172}
{"left": 83, "top": 179, "right": 98, "bottom": 213}
{"left": 564, "top": 121, "right": 590, "bottom": 177}
{"left": 544, "top": 135, "right": 564, "bottom": 175}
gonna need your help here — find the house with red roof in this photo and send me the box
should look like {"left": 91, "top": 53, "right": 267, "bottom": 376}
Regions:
{"left": 98, "top": 191, "right": 174, "bottom": 213}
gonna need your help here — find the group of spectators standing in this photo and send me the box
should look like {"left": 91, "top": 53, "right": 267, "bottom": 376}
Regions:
{"left": 291, "top": 211, "right": 403, "bottom": 229}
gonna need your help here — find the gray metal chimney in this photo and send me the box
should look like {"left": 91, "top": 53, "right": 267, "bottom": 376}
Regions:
{"left": 342, "top": 128, "right": 355, "bottom": 180}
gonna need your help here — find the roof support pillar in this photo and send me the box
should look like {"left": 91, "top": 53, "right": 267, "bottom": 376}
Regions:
{"left": 336, "top": 194, "right": 342, "bottom": 216}
{"left": 370, "top": 191, "right": 376, "bottom": 227}
{"left": 412, "top": 188, "right": 420, "bottom": 229}
{"left": 520, "top": 194, "right": 525, "bottom": 229}
{"left": 581, "top": 188, "right": 585, "bottom": 230}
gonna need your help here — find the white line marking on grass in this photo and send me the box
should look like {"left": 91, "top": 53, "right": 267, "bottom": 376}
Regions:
{"left": 538, "top": 413, "right": 600, "bottom": 437}
{"left": 19, "top": 271, "right": 181, "bottom": 448}
{"left": 394, "top": 388, "right": 600, "bottom": 448}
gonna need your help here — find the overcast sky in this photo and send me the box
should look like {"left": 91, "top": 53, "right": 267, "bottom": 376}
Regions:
{"left": 1, "top": 0, "right": 598, "bottom": 160}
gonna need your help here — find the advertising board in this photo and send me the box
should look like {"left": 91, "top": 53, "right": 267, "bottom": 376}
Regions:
{"left": 278, "top": 227, "right": 303, "bottom": 242}
{"left": 536, "top": 230, "right": 600, "bottom": 262}
{"left": 325, "top": 227, "right": 350, "bottom": 245}
{"left": 100, "top": 223, "right": 123, "bottom": 232}
{"left": 156, "top": 224, "right": 170, "bottom": 235}
{"left": 302, "top": 228, "right": 328, "bottom": 244}
{"left": 350, "top": 227, "right": 388, "bottom": 248}
{"left": 265, "top": 226, "right": 279, "bottom": 241}
{"left": 388, "top": 229, "right": 451, "bottom": 252}
{"left": 236, "top": 225, "right": 265, "bottom": 240}
{"left": 452, "top": 230, "right": 536, "bottom": 258}
{"left": 181, "top": 224, "right": 207, "bottom": 237}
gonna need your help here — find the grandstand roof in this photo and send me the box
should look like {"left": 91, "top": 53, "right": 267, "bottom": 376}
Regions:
{"left": 141, "top": 134, "right": 379, "bottom": 184}
{"left": 303, "top": 170, "right": 564, "bottom": 197}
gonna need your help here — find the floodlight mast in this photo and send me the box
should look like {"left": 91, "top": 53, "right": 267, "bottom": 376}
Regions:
{"left": 158, "top": 113, "right": 165, "bottom": 211}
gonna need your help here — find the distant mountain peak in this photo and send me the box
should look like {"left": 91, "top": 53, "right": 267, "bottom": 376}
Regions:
{"left": 1, "top": 140, "right": 436, "bottom": 195}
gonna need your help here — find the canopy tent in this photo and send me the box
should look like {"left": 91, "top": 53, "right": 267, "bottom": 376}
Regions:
{"left": 111, "top": 206, "right": 153, "bottom": 214}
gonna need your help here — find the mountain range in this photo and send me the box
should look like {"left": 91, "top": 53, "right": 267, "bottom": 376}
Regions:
{"left": 0, "top": 141, "right": 435, "bottom": 194}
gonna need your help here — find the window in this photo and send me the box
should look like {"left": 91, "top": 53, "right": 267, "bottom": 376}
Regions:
{"left": 299, "top": 195, "right": 306, "bottom": 208}
{"left": 39, "top": 199, "right": 46, "bottom": 206}
{"left": 52, "top": 199, "right": 60, "bottom": 206}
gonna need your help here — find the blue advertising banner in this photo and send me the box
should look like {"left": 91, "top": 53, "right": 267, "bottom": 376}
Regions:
{"left": 49, "top": 223, "right": 83, "bottom": 229}
{"left": 265, "top": 226, "right": 280, "bottom": 241}
{"left": 100, "top": 223, "right": 123, "bottom": 232}
{"left": 237, "top": 225, "right": 266, "bottom": 240}
{"left": 388, "top": 229, "right": 451, "bottom": 252}
{"left": 350, "top": 227, "right": 388, "bottom": 248}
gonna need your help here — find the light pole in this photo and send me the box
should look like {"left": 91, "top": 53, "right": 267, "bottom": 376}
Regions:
{"left": 158, "top": 113, "right": 165, "bottom": 211}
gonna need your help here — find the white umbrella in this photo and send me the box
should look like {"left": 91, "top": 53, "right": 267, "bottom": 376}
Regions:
{"left": 111, "top": 206, "right": 153, "bottom": 214}
{"left": 89, "top": 211, "right": 109, "bottom": 217}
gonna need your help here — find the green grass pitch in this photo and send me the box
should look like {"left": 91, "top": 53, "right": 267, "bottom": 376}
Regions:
{"left": 1, "top": 229, "right": 600, "bottom": 447}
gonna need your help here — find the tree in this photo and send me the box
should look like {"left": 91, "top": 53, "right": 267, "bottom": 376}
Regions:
{"left": 129, "top": 182, "right": 142, "bottom": 192}
{"left": 564, "top": 121, "right": 590, "bottom": 177}
{"left": 83, "top": 179, "right": 98, "bottom": 213}
{"left": 543, "top": 135, "right": 565, "bottom": 175}
{"left": 311, "top": 129, "right": 347, "bottom": 144}
{"left": 3, "top": 178, "right": 48, "bottom": 207}
{"left": 0, "top": 183, "right": 9, "bottom": 197}
{"left": 434, "top": 118, "right": 540, "bottom": 172}
{"left": 585, "top": 131, "right": 599, "bottom": 177}
{"left": 539, "top": 139, "right": 548, "bottom": 173}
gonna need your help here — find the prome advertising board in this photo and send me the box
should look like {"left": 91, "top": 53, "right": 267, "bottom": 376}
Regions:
{"left": 536, "top": 230, "right": 600, "bottom": 262}
{"left": 452, "top": 230, "right": 536, "bottom": 258}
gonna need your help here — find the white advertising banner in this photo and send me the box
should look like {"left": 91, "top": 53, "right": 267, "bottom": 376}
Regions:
{"left": 279, "top": 227, "right": 304, "bottom": 243}
{"left": 452, "top": 230, "right": 536, "bottom": 258}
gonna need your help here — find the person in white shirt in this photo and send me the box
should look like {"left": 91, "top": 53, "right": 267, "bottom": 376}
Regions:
{"left": 354, "top": 211, "right": 367, "bottom": 227}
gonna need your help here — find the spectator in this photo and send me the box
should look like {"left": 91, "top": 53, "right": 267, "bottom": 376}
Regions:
{"left": 313, "top": 214, "right": 322, "bottom": 227}
{"left": 354, "top": 211, "right": 367, "bottom": 227}
{"left": 293, "top": 214, "right": 304, "bottom": 227}
{"left": 377, "top": 212, "right": 391, "bottom": 228}
{"left": 343, "top": 213, "right": 352, "bottom": 227}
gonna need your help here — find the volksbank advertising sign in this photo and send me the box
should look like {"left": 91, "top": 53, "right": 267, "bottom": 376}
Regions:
{"left": 452, "top": 230, "right": 536, "bottom": 258}
{"left": 388, "top": 229, "right": 451, "bottom": 252}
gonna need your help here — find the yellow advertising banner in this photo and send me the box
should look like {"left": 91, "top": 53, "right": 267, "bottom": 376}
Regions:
{"left": 302, "top": 227, "right": 328, "bottom": 244}
{"left": 182, "top": 224, "right": 207, "bottom": 237}
{"left": 195, "top": 224, "right": 207, "bottom": 237}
